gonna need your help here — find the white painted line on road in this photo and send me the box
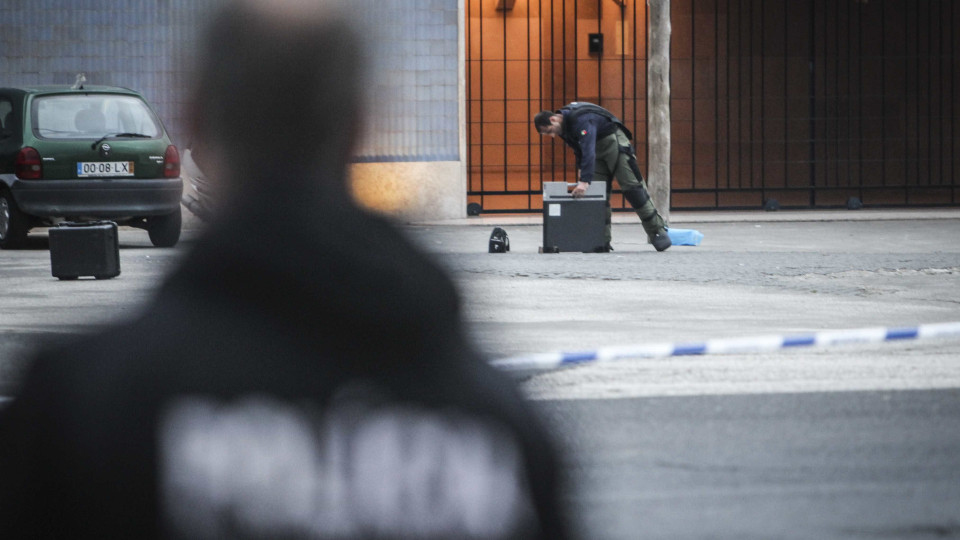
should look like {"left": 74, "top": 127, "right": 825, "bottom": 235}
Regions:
{"left": 491, "top": 321, "right": 960, "bottom": 372}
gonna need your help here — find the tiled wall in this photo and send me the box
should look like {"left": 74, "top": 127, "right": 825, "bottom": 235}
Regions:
{"left": 361, "top": 0, "right": 460, "bottom": 162}
{"left": 0, "top": 0, "right": 461, "bottom": 164}
{"left": 0, "top": 0, "right": 198, "bottom": 147}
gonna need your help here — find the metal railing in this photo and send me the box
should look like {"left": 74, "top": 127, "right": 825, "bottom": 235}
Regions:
{"left": 466, "top": 0, "right": 959, "bottom": 213}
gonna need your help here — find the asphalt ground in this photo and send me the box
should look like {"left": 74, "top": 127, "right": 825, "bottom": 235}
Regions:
{"left": 408, "top": 209, "right": 960, "bottom": 386}
{"left": 409, "top": 209, "right": 960, "bottom": 538}
{"left": 1, "top": 208, "right": 959, "bottom": 537}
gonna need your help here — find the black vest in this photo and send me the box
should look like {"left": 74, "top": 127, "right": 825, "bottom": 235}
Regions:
{"left": 559, "top": 102, "right": 633, "bottom": 141}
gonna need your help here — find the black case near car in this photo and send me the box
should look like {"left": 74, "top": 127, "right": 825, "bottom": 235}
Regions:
{"left": 49, "top": 221, "right": 120, "bottom": 280}
{"left": 541, "top": 181, "right": 607, "bottom": 253}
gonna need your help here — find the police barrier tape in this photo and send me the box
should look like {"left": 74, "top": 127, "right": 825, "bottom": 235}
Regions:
{"left": 490, "top": 321, "right": 960, "bottom": 372}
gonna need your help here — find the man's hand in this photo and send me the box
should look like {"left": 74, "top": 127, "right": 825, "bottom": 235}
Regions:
{"left": 571, "top": 181, "right": 590, "bottom": 198}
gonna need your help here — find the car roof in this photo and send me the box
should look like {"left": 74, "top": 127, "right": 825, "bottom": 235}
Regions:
{"left": 0, "top": 85, "right": 142, "bottom": 97}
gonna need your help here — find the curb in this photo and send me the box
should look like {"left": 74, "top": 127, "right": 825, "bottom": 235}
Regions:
{"left": 413, "top": 208, "right": 960, "bottom": 227}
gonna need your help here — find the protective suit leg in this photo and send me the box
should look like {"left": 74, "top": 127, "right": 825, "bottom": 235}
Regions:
{"left": 595, "top": 131, "right": 670, "bottom": 250}
{"left": 618, "top": 147, "right": 667, "bottom": 240}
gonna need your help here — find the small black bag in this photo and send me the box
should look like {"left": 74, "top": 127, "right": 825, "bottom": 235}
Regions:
{"left": 488, "top": 227, "right": 510, "bottom": 253}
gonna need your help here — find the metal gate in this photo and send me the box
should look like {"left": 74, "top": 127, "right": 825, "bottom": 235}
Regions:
{"left": 466, "top": 0, "right": 650, "bottom": 213}
{"left": 467, "top": 0, "right": 959, "bottom": 212}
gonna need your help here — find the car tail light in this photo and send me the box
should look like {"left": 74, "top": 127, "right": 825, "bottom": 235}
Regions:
{"left": 164, "top": 145, "right": 181, "bottom": 178}
{"left": 15, "top": 147, "right": 43, "bottom": 180}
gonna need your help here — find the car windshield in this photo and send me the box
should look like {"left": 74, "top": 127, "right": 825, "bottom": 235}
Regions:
{"left": 33, "top": 94, "right": 162, "bottom": 139}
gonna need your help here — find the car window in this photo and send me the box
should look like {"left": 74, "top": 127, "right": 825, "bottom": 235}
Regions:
{"left": 33, "top": 94, "right": 162, "bottom": 139}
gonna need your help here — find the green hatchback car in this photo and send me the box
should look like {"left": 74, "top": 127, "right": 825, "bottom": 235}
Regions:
{"left": 0, "top": 84, "right": 183, "bottom": 248}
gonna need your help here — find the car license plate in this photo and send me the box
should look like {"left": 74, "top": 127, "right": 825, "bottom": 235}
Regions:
{"left": 77, "top": 161, "right": 135, "bottom": 177}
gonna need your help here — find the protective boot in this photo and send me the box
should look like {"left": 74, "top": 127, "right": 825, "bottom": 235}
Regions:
{"left": 649, "top": 229, "right": 671, "bottom": 252}
{"left": 622, "top": 186, "right": 671, "bottom": 251}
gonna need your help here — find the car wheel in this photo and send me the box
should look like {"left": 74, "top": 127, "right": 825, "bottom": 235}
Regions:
{"left": 0, "top": 188, "right": 29, "bottom": 249}
{"left": 147, "top": 207, "right": 182, "bottom": 248}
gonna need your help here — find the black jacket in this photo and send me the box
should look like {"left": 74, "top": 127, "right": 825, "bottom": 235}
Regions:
{"left": 0, "top": 189, "right": 570, "bottom": 539}
{"left": 558, "top": 102, "right": 632, "bottom": 185}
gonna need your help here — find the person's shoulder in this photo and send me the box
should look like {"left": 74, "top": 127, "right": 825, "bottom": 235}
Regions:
{"left": 1, "top": 333, "right": 109, "bottom": 427}
{"left": 341, "top": 207, "right": 451, "bottom": 272}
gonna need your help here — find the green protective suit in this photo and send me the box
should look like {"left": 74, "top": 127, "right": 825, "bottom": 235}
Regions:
{"left": 592, "top": 129, "right": 667, "bottom": 243}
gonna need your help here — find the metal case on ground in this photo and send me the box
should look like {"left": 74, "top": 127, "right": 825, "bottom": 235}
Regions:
{"left": 49, "top": 221, "right": 120, "bottom": 280}
{"left": 541, "top": 181, "right": 607, "bottom": 253}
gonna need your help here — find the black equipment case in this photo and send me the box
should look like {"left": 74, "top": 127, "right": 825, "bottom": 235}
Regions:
{"left": 541, "top": 181, "right": 607, "bottom": 253}
{"left": 49, "top": 221, "right": 120, "bottom": 280}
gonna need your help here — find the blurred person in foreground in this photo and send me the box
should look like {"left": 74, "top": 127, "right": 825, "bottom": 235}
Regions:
{"left": 0, "top": 1, "right": 571, "bottom": 538}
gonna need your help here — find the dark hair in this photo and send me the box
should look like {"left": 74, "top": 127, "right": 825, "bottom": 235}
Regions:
{"left": 533, "top": 110, "right": 556, "bottom": 130}
{"left": 194, "top": 5, "right": 364, "bottom": 161}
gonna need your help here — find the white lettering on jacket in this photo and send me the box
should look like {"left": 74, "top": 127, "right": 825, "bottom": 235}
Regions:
{"left": 160, "top": 395, "right": 536, "bottom": 539}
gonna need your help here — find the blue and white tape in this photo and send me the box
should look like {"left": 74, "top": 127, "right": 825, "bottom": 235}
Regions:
{"left": 491, "top": 321, "right": 960, "bottom": 372}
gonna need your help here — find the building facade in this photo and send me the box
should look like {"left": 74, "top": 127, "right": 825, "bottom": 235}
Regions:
{"left": 1, "top": 0, "right": 465, "bottom": 222}
{"left": 468, "top": 0, "right": 959, "bottom": 213}
{"left": 3, "top": 1, "right": 958, "bottom": 220}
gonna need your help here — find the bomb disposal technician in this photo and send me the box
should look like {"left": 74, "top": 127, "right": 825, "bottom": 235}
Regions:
{"left": 534, "top": 102, "right": 671, "bottom": 252}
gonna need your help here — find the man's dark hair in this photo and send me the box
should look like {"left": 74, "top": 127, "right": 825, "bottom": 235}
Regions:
{"left": 188, "top": 2, "right": 367, "bottom": 209}
{"left": 533, "top": 110, "right": 556, "bottom": 131}
{"left": 192, "top": 4, "right": 364, "bottom": 167}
